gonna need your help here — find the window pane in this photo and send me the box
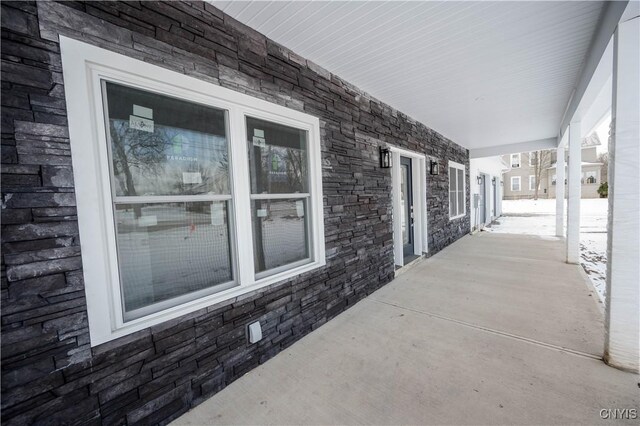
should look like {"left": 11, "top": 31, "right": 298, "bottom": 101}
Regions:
{"left": 457, "top": 190, "right": 464, "bottom": 216}
{"left": 103, "top": 82, "right": 229, "bottom": 197}
{"left": 114, "top": 201, "right": 233, "bottom": 317}
{"left": 252, "top": 199, "right": 309, "bottom": 273}
{"left": 457, "top": 169, "right": 464, "bottom": 192}
{"left": 246, "top": 117, "right": 308, "bottom": 194}
{"left": 449, "top": 191, "right": 456, "bottom": 216}
{"left": 449, "top": 167, "right": 457, "bottom": 192}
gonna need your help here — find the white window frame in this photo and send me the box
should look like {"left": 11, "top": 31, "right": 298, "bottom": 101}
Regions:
{"left": 529, "top": 175, "right": 536, "bottom": 191}
{"left": 60, "top": 37, "right": 325, "bottom": 346}
{"left": 529, "top": 152, "right": 536, "bottom": 166}
{"left": 448, "top": 160, "right": 466, "bottom": 220}
{"left": 511, "top": 176, "right": 521, "bottom": 191}
{"left": 510, "top": 153, "right": 521, "bottom": 168}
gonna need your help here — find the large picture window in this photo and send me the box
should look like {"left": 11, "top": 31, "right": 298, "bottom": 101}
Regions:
{"left": 102, "top": 82, "right": 235, "bottom": 320}
{"left": 61, "top": 37, "right": 324, "bottom": 345}
{"left": 448, "top": 161, "right": 466, "bottom": 219}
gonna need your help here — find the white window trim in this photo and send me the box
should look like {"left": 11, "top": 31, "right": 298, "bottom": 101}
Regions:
{"left": 511, "top": 153, "right": 521, "bottom": 168}
{"left": 529, "top": 175, "right": 536, "bottom": 191}
{"left": 448, "top": 160, "right": 466, "bottom": 220}
{"left": 60, "top": 37, "right": 325, "bottom": 346}
{"left": 511, "top": 176, "right": 521, "bottom": 191}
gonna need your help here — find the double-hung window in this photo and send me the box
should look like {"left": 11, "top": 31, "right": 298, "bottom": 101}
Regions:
{"left": 448, "top": 161, "right": 466, "bottom": 219}
{"left": 529, "top": 175, "right": 536, "bottom": 191}
{"left": 61, "top": 37, "right": 324, "bottom": 345}
{"left": 510, "top": 153, "right": 521, "bottom": 168}
{"left": 511, "top": 176, "right": 521, "bottom": 191}
{"left": 246, "top": 117, "right": 311, "bottom": 277}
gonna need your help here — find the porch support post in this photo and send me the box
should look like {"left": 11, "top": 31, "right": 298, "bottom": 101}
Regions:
{"left": 555, "top": 142, "right": 566, "bottom": 237}
{"left": 566, "top": 121, "right": 581, "bottom": 264}
{"left": 604, "top": 15, "right": 639, "bottom": 373}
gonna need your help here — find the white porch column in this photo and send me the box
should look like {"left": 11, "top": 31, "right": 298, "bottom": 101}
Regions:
{"left": 555, "top": 141, "right": 566, "bottom": 237}
{"left": 605, "top": 15, "right": 640, "bottom": 373}
{"left": 566, "top": 121, "right": 581, "bottom": 264}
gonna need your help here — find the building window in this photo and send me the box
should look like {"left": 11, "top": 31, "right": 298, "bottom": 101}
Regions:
{"left": 61, "top": 37, "right": 325, "bottom": 345}
{"left": 448, "top": 161, "right": 466, "bottom": 219}
{"left": 585, "top": 171, "right": 597, "bottom": 184}
{"left": 529, "top": 175, "right": 536, "bottom": 191}
{"left": 246, "top": 117, "right": 311, "bottom": 277}
{"left": 552, "top": 174, "right": 557, "bottom": 185}
{"left": 102, "top": 82, "right": 235, "bottom": 320}
{"left": 510, "top": 153, "right": 521, "bottom": 168}
{"left": 511, "top": 176, "right": 521, "bottom": 191}
{"left": 529, "top": 152, "right": 536, "bottom": 166}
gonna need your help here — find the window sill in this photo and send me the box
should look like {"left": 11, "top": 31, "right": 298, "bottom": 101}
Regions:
{"left": 94, "top": 259, "right": 326, "bottom": 346}
{"left": 449, "top": 213, "right": 466, "bottom": 221}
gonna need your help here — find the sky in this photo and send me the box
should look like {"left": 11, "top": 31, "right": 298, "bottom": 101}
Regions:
{"left": 594, "top": 115, "right": 610, "bottom": 155}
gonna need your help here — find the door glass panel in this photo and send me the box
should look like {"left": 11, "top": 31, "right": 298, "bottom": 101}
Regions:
{"left": 251, "top": 199, "right": 309, "bottom": 273}
{"left": 246, "top": 117, "right": 308, "bottom": 194}
{"left": 114, "top": 201, "right": 233, "bottom": 316}
{"left": 104, "top": 81, "right": 229, "bottom": 197}
{"left": 400, "top": 165, "right": 408, "bottom": 244}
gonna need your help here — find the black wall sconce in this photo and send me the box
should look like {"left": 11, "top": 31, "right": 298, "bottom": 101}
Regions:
{"left": 492, "top": 177, "right": 497, "bottom": 184}
{"left": 429, "top": 160, "right": 439, "bottom": 175}
{"left": 476, "top": 175, "right": 483, "bottom": 185}
{"left": 380, "top": 147, "right": 391, "bottom": 169}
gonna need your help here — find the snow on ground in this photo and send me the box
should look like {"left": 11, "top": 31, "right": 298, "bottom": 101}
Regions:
{"left": 488, "top": 198, "right": 608, "bottom": 303}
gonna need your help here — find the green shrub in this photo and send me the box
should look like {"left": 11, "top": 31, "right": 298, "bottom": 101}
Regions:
{"left": 597, "top": 182, "right": 608, "bottom": 198}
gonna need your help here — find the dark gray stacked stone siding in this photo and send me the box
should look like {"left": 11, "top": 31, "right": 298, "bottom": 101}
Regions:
{"left": 0, "top": 1, "right": 470, "bottom": 424}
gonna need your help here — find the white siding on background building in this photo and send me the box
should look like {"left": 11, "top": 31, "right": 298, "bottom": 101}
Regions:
{"left": 469, "top": 156, "right": 507, "bottom": 231}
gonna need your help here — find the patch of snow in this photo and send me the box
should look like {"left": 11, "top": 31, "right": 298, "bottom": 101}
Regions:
{"left": 490, "top": 198, "right": 608, "bottom": 303}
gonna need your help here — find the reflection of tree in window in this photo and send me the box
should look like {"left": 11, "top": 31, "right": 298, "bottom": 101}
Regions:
{"left": 109, "top": 120, "right": 166, "bottom": 197}
{"left": 247, "top": 117, "right": 308, "bottom": 194}
{"left": 246, "top": 117, "right": 309, "bottom": 274}
{"left": 104, "top": 81, "right": 229, "bottom": 200}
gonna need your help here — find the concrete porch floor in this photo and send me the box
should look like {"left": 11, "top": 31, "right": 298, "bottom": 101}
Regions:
{"left": 174, "top": 233, "right": 639, "bottom": 425}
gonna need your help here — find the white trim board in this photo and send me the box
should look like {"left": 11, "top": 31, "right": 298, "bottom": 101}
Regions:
{"left": 388, "top": 145, "right": 428, "bottom": 268}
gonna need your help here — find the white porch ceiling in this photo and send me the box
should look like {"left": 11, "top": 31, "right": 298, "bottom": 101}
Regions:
{"left": 212, "top": 1, "right": 606, "bottom": 151}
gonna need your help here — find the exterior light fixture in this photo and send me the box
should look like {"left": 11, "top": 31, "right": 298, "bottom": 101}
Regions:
{"left": 492, "top": 177, "right": 497, "bottom": 184}
{"left": 429, "top": 160, "right": 439, "bottom": 175}
{"left": 380, "top": 147, "right": 391, "bottom": 169}
{"left": 476, "top": 175, "right": 483, "bottom": 184}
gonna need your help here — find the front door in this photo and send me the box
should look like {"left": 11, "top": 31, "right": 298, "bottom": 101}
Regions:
{"left": 400, "top": 156, "right": 414, "bottom": 259}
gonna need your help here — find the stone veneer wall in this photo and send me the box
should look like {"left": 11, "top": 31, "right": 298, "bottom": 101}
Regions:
{"left": 1, "top": 1, "right": 470, "bottom": 424}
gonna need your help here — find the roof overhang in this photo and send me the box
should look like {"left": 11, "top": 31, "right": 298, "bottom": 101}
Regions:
{"left": 212, "top": 1, "right": 629, "bottom": 157}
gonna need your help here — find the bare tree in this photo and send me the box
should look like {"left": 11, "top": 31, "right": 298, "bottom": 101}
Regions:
{"left": 598, "top": 152, "right": 608, "bottom": 183}
{"left": 110, "top": 120, "right": 167, "bottom": 196}
{"left": 531, "top": 150, "right": 552, "bottom": 200}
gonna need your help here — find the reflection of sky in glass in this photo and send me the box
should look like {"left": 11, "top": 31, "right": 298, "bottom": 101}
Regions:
{"left": 109, "top": 119, "right": 229, "bottom": 196}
